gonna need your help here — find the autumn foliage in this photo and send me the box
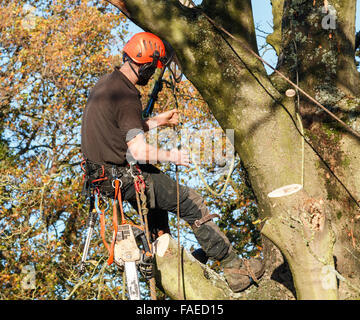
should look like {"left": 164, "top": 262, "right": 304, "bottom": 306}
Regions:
{"left": 0, "top": 0, "right": 260, "bottom": 299}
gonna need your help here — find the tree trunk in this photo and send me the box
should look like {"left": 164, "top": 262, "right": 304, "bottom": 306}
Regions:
{"left": 106, "top": 0, "right": 360, "bottom": 299}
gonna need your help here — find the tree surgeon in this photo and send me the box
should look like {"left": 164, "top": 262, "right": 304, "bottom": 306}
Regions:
{"left": 80, "top": 32, "right": 264, "bottom": 292}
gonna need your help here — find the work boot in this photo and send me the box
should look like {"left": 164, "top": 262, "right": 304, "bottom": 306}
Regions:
{"left": 220, "top": 251, "right": 265, "bottom": 292}
{"left": 191, "top": 248, "right": 209, "bottom": 264}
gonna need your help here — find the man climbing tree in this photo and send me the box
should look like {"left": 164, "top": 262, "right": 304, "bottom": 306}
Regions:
{"left": 80, "top": 32, "right": 264, "bottom": 293}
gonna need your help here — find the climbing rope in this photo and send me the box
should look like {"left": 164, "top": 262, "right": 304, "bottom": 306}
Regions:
{"left": 175, "top": 164, "right": 183, "bottom": 300}
{"left": 189, "top": 147, "right": 236, "bottom": 197}
{"left": 167, "top": 75, "right": 184, "bottom": 299}
{"left": 293, "top": 40, "right": 305, "bottom": 188}
{"left": 166, "top": 76, "right": 236, "bottom": 197}
{"left": 129, "top": 164, "right": 157, "bottom": 300}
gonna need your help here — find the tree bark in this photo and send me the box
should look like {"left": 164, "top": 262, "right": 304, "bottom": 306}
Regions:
{"left": 153, "top": 233, "right": 296, "bottom": 300}
{"left": 106, "top": 0, "right": 360, "bottom": 299}
{"left": 153, "top": 233, "right": 230, "bottom": 300}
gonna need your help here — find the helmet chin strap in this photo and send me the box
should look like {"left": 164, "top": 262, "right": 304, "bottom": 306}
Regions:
{"left": 127, "top": 60, "right": 140, "bottom": 81}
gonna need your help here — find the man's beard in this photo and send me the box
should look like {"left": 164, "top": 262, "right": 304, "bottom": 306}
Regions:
{"left": 136, "top": 74, "right": 152, "bottom": 86}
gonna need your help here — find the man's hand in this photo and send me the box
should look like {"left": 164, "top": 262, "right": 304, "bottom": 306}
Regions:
{"left": 170, "top": 148, "right": 190, "bottom": 167}
{"left": 157, "top": 109, "right": 180, "bottom": 127}
{"left": 144, "top": 109, "right": 180, "bottom": 131}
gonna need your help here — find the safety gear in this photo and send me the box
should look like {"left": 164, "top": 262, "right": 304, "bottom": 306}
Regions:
{"left": 123, "top": 50, "right": 156, "bottom": 86}
{"left": 134, "top": 59, "right": 156, "bottom": 86}
{"left": 123, "top": 32, "right": 167, "bottom": 86}
{"left": 191, "top": 248, "right": 209, "bottom": 264}
{"left": 220, "top": 251, "right": 265, "bottom": 292}
{"left": 123, "top": 32, "right": 166, "bottom": 68}
{"left": 188, "top": 189, "right": 231, "bottom": 261}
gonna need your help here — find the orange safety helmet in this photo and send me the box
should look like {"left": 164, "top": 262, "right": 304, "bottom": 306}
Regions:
{"left": 123, "top": 32, "right": 166, "bottom": 69}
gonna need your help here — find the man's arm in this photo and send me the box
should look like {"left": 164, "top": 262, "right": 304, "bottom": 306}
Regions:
{"left": 127, "top": 133, "right": 190, "bottom": 166}
{"left": 142, "top": 117, "right": 161, "bottom": 132}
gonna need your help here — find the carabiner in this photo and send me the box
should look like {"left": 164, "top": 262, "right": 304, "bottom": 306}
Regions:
{"left": 112, "top": 178, "right": 123, "bottom": 189}
{"left": 127, "top": 164, "right": 137, "bottom": 179}
{"left": 95, "top": 193, "right": 109, "bottom": 215}
{"left": 100, "top": 194, "right": 109, "bottom": 213}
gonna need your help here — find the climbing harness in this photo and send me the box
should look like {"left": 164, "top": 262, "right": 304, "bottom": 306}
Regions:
{"left": 79, "top": 159, "right": 155, "bottom": 300}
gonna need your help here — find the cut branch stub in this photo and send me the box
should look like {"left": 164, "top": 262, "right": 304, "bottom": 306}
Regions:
{"left": 268, "top": 184, "right": 303, "bottom": 198}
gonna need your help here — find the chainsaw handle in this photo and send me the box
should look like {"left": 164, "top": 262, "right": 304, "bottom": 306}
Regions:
{"left": 131, "top": 225, "right": 152, "bottom": 255}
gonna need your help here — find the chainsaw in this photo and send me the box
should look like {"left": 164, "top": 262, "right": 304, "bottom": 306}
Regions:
{"left": 113, "top": 223, "right": 154, "bottom": 300}
{"left": 79, "top": 193, "right": 154, "bottom": 300}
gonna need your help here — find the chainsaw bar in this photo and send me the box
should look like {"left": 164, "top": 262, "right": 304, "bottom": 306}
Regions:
{"left": 124, "top": 261, "right": 141, "bottom": 300}
{"left": 114, "top": 224, "right": 152, "bottom": 300}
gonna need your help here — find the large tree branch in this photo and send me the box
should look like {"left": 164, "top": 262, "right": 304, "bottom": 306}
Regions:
{"left": 153, "top": 233, "right": 295, "bottom": 300}
{"left": 201, "top": 0, "right": 259, "bottom": 53}
{"left": 266, "top": 0, "right": 285, "bottom": 57}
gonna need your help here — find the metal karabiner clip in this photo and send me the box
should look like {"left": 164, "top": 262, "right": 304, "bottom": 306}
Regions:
{"left": 95, "top": 193, "right": 109, "bottom": 215}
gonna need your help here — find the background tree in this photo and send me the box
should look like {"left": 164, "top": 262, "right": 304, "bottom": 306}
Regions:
{"left": 0, "top": 0, "right": 129, "bottom": 299}
{"left": 0, "top": 0, "right": 260, "bottom": 299}
{"left": 105, "top": 0, "right": 360, "bottom": 300}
